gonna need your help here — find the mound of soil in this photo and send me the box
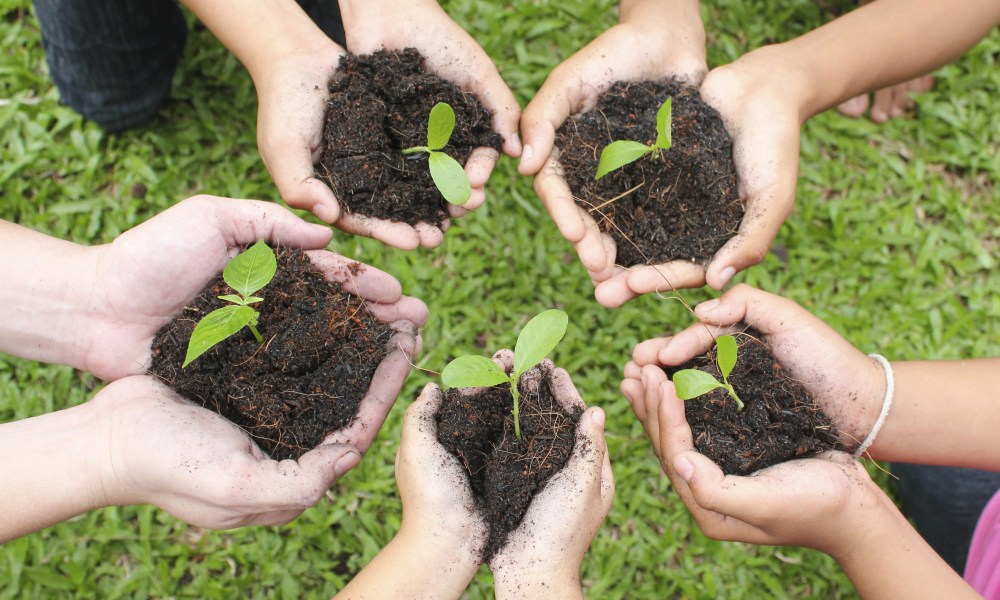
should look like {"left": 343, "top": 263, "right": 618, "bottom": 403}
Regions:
{"left": 317, "top": 48, "right": 502, "bottom": 227}
{"left": 556, "top": 80, "right": 744, "bottom": 267}
{"left": 151, "top": 249, "right": 393, "bottom": 461}
{"left": 436, "top": 367, "right": 582, "bottom": 561}
{"left": 665, "top": 329, "right": 846, "bottom": 475}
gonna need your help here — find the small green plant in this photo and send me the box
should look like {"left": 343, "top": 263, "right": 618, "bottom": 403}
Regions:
{"left": 440, "top": 309, "right": 569, "bottom": 440}
{"left": 183, "top": 240, "right": 277, "bottom": 367}
{"left": 402, "top": 101, "right": 472, "bottom": 205}
{"left": 672, "top": 334, "right": 744, "bottom": 411}
{"left": 595, "top": 96, "right": 673, "bottom": 180}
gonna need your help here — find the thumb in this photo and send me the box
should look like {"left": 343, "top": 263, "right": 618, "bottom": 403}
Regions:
{"left": 562, "top": 407, "right": 610, "bottom": 490}
{"left": 299, "top": 443, "right": 362, "bottom": 483}
{"left": 519, "top": 75, "right": 571, "bottom": 176}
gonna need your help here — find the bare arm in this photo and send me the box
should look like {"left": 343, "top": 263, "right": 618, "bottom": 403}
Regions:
{"left": 754, "top": 0, "right": 1000, "bottom": 122}
{"left": 869, "top": 359, "right": 1000, "bottom": 467}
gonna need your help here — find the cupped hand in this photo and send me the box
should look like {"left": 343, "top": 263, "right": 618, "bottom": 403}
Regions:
{"left": 599, "top": 50, "right": 807, "bottom": 305}
{"left": 92, "top": 376, "right": 361, "bottom": 528}
{"left": 490, "top": 359, "right": 614, "bottom": 596}
{"left": 340, "top": 0, "right": 521, "bottom": 217}
{"left": 84, "top": 195, "right": 427, "bottom": 382}
{"left": 394, "top": 383, "right": 489, "bottom": 562}
{"left": 620, "top": 362, "right": 889, "bottom": 558}
{"left": 522, "top": 1, "right": 707, "bottom": 306}
{"left": 622, "top": 283, "right": 885, "bottom": 454}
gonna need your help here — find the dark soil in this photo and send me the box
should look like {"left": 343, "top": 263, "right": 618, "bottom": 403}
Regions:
{"left": 665, "top": 328, "right": 846, "bottom": 476}
{"left": 150, "top": 248, "right": 393, "bottom": 461}
{"left": 318, "top": 48, "right": 502, "bottom": 227}
{"left": 556, "top": 80, "right": 744, "bottom": 267}
{"left": 436, "top": 367, "right": 582, "bottom": 561}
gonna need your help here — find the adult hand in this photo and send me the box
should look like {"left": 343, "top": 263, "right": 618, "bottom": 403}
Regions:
{"left": 340, "top": 0, "right": 521, "bottom": 221}
{"left": 621, "top": 283, "right": 885, "bottom": 456}
{"left": 521, "top": 0, "right": 707, "bottom": 307}
{"left": 490, "top": 358, "right": 614, "bottom": 600}
{"left": 92, "top": 376, "right": 363, "bottom": 528}
{"left": 82, "top": 195, "right": 428, "bottom": 381}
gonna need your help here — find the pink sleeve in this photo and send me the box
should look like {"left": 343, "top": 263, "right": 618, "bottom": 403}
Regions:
{"left": 965, "top": 488, "right": 1000, "bottom": 598}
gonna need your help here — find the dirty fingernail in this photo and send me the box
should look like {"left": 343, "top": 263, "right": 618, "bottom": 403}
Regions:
{"left": 334, "top": 450, "right": 361, "bottom": 476}
{"left": 674, "top": 456, "right": 694, "bottom": 482}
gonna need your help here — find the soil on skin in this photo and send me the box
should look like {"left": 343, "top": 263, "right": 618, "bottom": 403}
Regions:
{"left": 556, "top": 80, "right": 744, "bottom": 267}
{"left": 318, "top": 48, "right": 502, "bottom": 227}
{"left": 665, "top": 329, "right": 847, "bottom": 476}
{"left": 150, "top": 248, "right": 393, "bottom": 461}
{"left": 436, "top": 368, "right": 582, "bottom": 562}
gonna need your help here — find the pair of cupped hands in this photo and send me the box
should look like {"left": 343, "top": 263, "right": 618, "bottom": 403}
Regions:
{"left": 73, "top": 195, "right": 610, "bottom": 580}
{"left": 258, "top": 0, "right": 803, "bottom": 308}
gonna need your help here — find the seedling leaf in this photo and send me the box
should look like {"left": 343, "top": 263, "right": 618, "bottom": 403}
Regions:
{"left": 217, "top": 294, "right": 244, "bottom": 304}
{"left": 513, "top": 309, "right": 568, "bottom": 377}
{"left": 427, "top": 102, "right": 456, "bottom": 151}
{"left": 672, "top": 369, "right": 727, "bottom": 400}
{"left": 441, "top": 355, "right": 509, "bottom": 390}
{"left": 716, "top": 335, "right": 738, "bottom": 380}
{"left": 183, "top": 305, "right": 256, "bottom": 367}
{"left": 655, "top": 97, "right": 673, "bottom": 149}
{"left": 223, "top": 240, "right": 277, "bottom": 297}
{"left": 428, "top": 152, "right": 472, "bottom": 204}
{"left": 595, "top": 140, "right": 653, "bottom": 180}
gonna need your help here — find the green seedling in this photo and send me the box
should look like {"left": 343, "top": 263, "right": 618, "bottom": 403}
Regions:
{"left": 595, "top": 96, "right": 673, "bottom": 180}
{"left": 440, "top": 309, "right": 569, "bottom": 440}
{"left": 402, "top": 101, "right": 472, "bottom": 205}
{"left": 183, "top": 240, "right": 277, "bottom": 367}
{"left": 672, "top": 334, "right": 744, "bottom": 411}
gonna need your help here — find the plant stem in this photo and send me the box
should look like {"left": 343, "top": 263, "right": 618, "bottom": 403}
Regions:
{"left": 510, "top": 377, "right": 522, "bottom": 440}
{"left": 725, "top": 385, "right": 744, "bottom": 411}
{"left": 401, "top": 147, "right": 428, "bottom": 155}
{"left": 248, "top": 323, "right": 263, "bottom": 344}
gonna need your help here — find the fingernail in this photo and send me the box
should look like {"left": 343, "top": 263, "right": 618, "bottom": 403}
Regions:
{"left": 522, "top": 144, "right": 533, "bottom": 162}
{"left": 674, "top": 456, "right": 694, "bottom": 482}
{"left": 717, "top": 266, "right": 736, "bottom": 287}
{"left": 334, "top": 450, "right": 361, "bottom": 476}
{"left": 314, "top": 205, "right": 332, "bottom": 223}
{"left": 591, "top": 408, "right": 606, "bottom": 427}
{"left": 698, "top": 298, "right": 720, "bottom": 312}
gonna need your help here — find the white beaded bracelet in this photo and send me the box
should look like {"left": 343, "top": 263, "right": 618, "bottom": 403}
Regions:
{"left": 853, "top": 354, "right": 894, "bottom": 459}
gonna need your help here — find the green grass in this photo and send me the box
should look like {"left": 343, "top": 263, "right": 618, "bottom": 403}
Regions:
{"left": 2, "top": 0, "right": 999, "bottom": 598}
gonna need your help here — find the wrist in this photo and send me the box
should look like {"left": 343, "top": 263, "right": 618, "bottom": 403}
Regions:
{"left": 620, "top": 0, "right": 707, "bottom": 82}
{"left": 720, "top": 44, "right": 817, "bottom": 124}
{"left": 394, "top": 526, "right": 482, "bottom": 587}
{"left": 493, "top": 563, "right": 582, "bottom": 600}
{"left": 181, "top": 0, "right": 336, "bottom": 83}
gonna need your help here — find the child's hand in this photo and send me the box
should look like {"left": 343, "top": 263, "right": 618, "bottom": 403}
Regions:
{"left": 622, "top": 283, "right": 887, "bottom": 453}
{"left": 340, "top": 0, "right": 521, "bottom": 219}
{"left": 621, "top": 363, "right": 890, "bottom": 558}
{"left": 489, "top": 362, "right": 614, "bottom": 600}
{"left": 394, "top": 383, "right": 489, "bottom": 565}
{"left": 521, "top": 0, "right": 706, "bottom": 307}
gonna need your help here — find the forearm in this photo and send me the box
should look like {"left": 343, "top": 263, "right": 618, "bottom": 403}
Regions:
{"left": 0, "top": 403, "right": 108, "bottom": 542}
{"left": 868, "top": 359, "right": 1000, "bottom": 468}
{"left": 335, "top": 529, "right": 479, "bottom": 599}
{"left": 0, "top": 221, "right": 99, "bottom": 369}
{"left": 833, "top": 490, "right": 977, "bottom": 599}
{"left": 737, "top": 0, "right": 1000, "bottom": 121}
{"left": 180, "top": 0, "right": 335, "bottom": 81}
